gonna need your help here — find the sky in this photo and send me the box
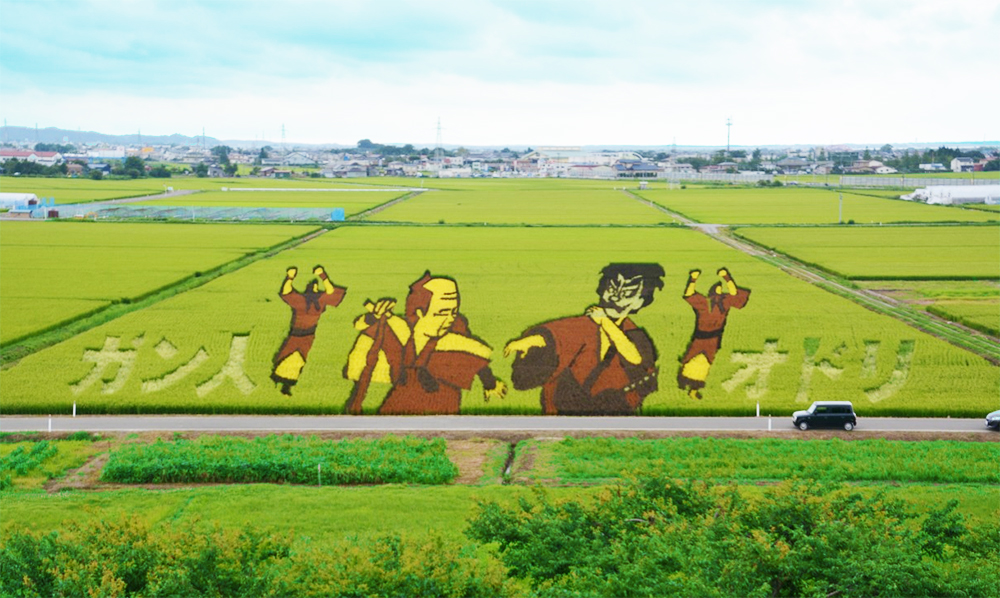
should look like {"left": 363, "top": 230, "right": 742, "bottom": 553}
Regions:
{"left": 1, "top": 0, "right": 998, "bottom": 148}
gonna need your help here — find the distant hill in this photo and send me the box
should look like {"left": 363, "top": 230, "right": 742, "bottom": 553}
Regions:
{"left": 0, "top": 125, "right": 995, "bottom": 152}
{"left": 0, "top": 126, "right": 222, "bottom": 148}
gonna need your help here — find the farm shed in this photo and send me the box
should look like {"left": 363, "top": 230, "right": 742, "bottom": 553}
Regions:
{"left": 901, "top": 185, "right": 1000, "bottom": 205}
{"left": 0, "top": 192, "right": 39, "bottom": 207}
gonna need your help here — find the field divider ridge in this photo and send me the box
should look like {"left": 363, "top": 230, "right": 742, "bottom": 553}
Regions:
{"left": 349, "top": 189, "right": 426, "bottom": 220}
{"left": 716, "top": 229, "right": 1000, "bottom": 363}
{"left": 619, "top": 188, "right": 998, "bottom": 363}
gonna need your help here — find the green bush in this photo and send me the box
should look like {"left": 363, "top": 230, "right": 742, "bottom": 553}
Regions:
{"left": 466, "top": 476, "right": 998, "bottom": 597}
{"left": 0, "top": 517, "right": 520, "bottom": 598}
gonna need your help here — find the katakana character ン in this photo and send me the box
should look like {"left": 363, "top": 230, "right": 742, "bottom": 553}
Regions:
{"left": 863, "top": 340, "right": 915, "bottom": 403}
{"left": 197, "top": 334, "right": 256, "bottom": 397}
{"left": 794, "top": 339, "right": 845, "bottom": 404}
{"left": 271, "top": 265, "right": 347, "bottom": 396}
{"left": 721, "top": 340, "right": 788, "bottom": 399}
{"left": 70, "top": 335, "right": 144, "bottom": 395}
{"left": 678, "top": 267, "right": 750, "bottom": 400}
{"left": 140, "top": 338, "right": 209, "bottom": 394}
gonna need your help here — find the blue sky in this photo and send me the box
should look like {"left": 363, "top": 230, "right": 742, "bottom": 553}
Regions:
{"left": 2, "top": 0, "right": 998, "bottom": 146}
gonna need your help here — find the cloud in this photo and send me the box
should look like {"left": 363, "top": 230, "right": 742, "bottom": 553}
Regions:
{"left": 1, "top": 0, "right": 998, "bottom": 145}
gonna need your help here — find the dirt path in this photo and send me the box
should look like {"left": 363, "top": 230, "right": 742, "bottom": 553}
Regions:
{"left": 621, "top": 188, "right": 999, "bottom": 363}
{"left": 350, "top": 190, "right": 426, "bottom": 220}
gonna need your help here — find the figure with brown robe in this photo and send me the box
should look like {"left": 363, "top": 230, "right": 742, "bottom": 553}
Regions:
{"left": 271, "top": 265, "right": 347, "bottom": 396}
{"left": 677, "top": 267, "right": 750, "bottom": 399}
{"left": 504, "top": 263, "right": 664, "bottom": 415}
{"left": 342, "top": 272, "right": 507, "bottom": 414}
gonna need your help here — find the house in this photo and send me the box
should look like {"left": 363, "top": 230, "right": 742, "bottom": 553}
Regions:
{"left": 661, "top": 162, "right": 695, "bottom": 174}
{"left": 283, "top": 151, "right": 318, "bottom": 167}
{"left": 614, "top": 160, "right": 661, "bottom": 178}
{"left": 812, "top": 161, "right": 835, "bottom": 175}
{"left": 951, "top": 157, "right": 975, "bottom": 172}
{"left": 0, "top": 149, "right": 63, "bottom": 166}
{"left": 567, "top": 164, "right": 616, "bottom": 179}
{"left": 775, "top": 158, "right": 810, "bottom": 173}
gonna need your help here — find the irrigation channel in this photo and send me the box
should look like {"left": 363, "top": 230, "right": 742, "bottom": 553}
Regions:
{"left": 621, "top": 189, "right": 1000, "bottom": 365}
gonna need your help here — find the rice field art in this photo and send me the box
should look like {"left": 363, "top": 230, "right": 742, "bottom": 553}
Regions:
{"left": 2, "top": 226, "right": 996, "bottom": 417}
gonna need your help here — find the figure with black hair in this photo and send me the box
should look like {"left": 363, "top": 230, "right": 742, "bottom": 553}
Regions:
{"left": 271, "top": 265, "right": 347, "bottom": 396}
{"left": 677, "top": 267, "right": 750, "bottom": 399}
{"left": 504, "top": 263, "right": 665, "bottom": 415}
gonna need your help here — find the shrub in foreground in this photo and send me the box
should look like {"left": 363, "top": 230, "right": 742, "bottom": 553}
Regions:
{"left": 466, "top": 477, "right": 998, "bottom": 598}
{"left": 0, "top": 517, "right": 519, "bottom": 598}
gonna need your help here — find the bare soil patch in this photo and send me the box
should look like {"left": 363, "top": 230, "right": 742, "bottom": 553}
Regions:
{"left": 45, "top": 452, "right": 109, "bottom": 493}
{"left": 446, "top": 439, "right": 503, "bottom": 484}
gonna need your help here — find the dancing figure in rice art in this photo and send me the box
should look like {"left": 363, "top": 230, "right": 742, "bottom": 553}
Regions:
{"left": 677, "top": 267, "right": 750, "bottom": 399}
{"left": 343, "top": 271, "right": 507, "bottom": 414}
{"left": 504, "top": 263, "right": 664, "bottom": 415}
{"left": 271, "top": 265, "right": 347, "bottom": 396}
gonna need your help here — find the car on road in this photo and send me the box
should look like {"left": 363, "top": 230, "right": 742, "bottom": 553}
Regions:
{"left": 987, "top": 410, "right": 1000, "bottom": 431}
{"left": 792, "top": 401, "right": 857, "bottom": 431}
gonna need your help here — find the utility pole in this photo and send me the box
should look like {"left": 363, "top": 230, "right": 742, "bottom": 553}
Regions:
{"left": 726, "top": 118, "right": 732, "bottom": 155}
{"left": 435, "top": 117, "right": 443, "bottom": 163}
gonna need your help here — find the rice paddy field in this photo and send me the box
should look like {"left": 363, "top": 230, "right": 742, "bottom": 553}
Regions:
{"left": 0, "top": 175, "right": 418, "bottom": 205}
{"left": 1, "top": 176, "right": 997, "bottom": 417}
{"left": 0, "top": 220, "right": 315, "bottom": 343}
{"left": 2, "top": 224, "right": 996, "bottom": 416}
{"left": 375, "top": 179, "right": 670, "bottom": 225}
{"left": 733, "top": 225, "right": 1000, "bottom": 279}
{"left": 512, "top": 436, "right": 1000, "bottom": 484}
{"left": 0, "top": 177, "right": 169, "bottom": 204}
{"left": 131, "top": 189, "right": 410, "bottom": 213}
{"left": 634, "top": 187, "right": 998, "bottom": 224}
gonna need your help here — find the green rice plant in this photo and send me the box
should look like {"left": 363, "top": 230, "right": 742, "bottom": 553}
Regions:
{"left": 132, "top": 189, "right": 410, "bottom": 214}
{"left": 927, "top": 302, "right": 1000, "bottom": 336}
{"left": 100, "top": 434, "right": 458, "bottom": 485}
{"left": 635, "top": 186, "right": 998, "bottom": 224}
{"left": 2, "top": 226, "right": 997, "bottom": 417}
{"left": 376, "top": 179, "right": 669, "bottom": 225}
{"left": 734, "top": 225, "right": 1000, "bottom": 279}
{"left": 0, "top": 220, "right": 316, "bottom": 344}
{"left": 517, "top": 437, "right": 1000, "bottom": 485}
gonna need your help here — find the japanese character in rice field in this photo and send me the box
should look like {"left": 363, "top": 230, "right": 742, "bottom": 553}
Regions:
{"left": 271, "top": 265, "right": 347, "bottom": 396}
{"left": 70, "top": 335, "right": 144, "bottom": 395}
{"left": 677, "top": 267, "right": 750, "bottom": 399}
{"left": 343, "top": 271, "right": 507, "bottom": 414}
{"left": 504, "top": 263, "right": 664, "bottom": 415}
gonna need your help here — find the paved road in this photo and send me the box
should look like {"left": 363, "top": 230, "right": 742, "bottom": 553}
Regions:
{"left": 0, "top": 415, "right": 992, "bottom": 434}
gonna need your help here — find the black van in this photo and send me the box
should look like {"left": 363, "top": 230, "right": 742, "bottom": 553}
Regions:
{"left": 792, "top": 401, "right": 857, "bottom": 431}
